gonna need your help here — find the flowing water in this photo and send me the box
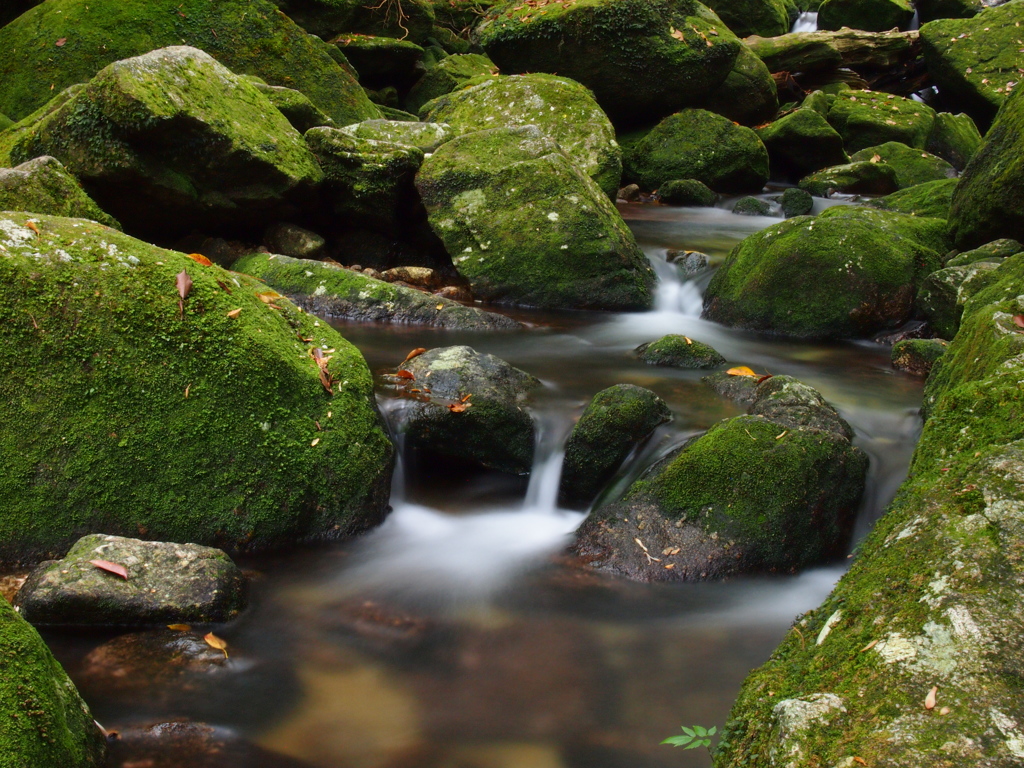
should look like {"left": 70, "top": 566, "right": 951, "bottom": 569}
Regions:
{"left": 45, "top": 202, "right": 924, "bottom": 768}
{"left": 790, "top": 11, "right": 818, "bottom": 32}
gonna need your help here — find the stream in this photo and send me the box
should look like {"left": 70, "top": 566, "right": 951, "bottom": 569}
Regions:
{"left": 44, "top": 200, "right": 925, "bottom": 768}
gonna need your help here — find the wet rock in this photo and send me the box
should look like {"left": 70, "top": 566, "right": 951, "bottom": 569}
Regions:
{"left": 406, "top": 53, "right": 498, "bottom": 115}
{"left": 700, "top": 45, "right": 779, "bottom": 127}
{"left": 107, "top": 722, "right": 314, "bottom": 768}
{"left": 416, "top": 125, "right": 655, "bottom": 311}
{"left": 263, "top": 222, "right": 326, "bottom": 259}
{"left": 666, "top": 249, "right": 711, "bottom": 276}
{"left": 945, "top": 238, "right": 1024, "bottom": 268}
{"left": 625, "top": 109, "right": 770, "bottom": 194}
{"left": 818, "top": 0, "right": 914, "bottom": 31}
{"left": 0, "top": 213, "right": 393, "bottom": 565}
{"left": 925, "top": 111, "right": 982, "bottom": 171}
{"left": 704, "top": 206, "right": 948, "bottom": 339}
{"left": 558, "top": 385, "right": 671, "bottom": 509}
{"left": 849, "top": 142, "right": 957, "bottom": 190}
{"left": 339, "top": 120, "right": 453, "bottom": 153}
{"left": 780, "top": 187, "right": 814, "bottom": 217}
{"left": 756, "top": 108, "right": 849, "bottom": 180}
{"left": 391, "top": 346, "right": 541, "bottom": 475}
{"left": 891, "top": 338, "right": 948, "bottom": 376}
{"left": 573, "top": 375, "right": 867, "bottom": 581}
{"left": 381, "top": 266, "right": 443, "bottom": 289}
{"left": 798, "top": 160, "right": 899, "bottom": 197}
{"left": 0, "top": 156, "right": 119, "bottom": 228}
{"left": 15, "top": 535, "right": 247, "bottom": 626}
{"left": 617, "top": 183, "right": 642, "bottom": 202}
{"left": 658, "top": 179, "right": 717, "bottom": 206}
{"left": 702, "top": 370, "right": 760, "bottom": 405}
{"left": 636, "top": 335, "right": 726, "bottom": 369}
{"left": 914, "top": 261, "right": 1001, "bottom": 339}
{"left": 732, "top": 196, "right": 773, "bottom": 216}
{"left": 825, "top": 90, "right": 936, "bottom": 154}
{"left": 232, "top": 252, "right": 520, "bottom": 330}
{"left": 866, "top": 177, "right": 958, "bottom": 219}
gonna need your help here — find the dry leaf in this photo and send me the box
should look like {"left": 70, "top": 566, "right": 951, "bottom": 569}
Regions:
{"left": 56, "top": 37, "right": 67, "bottom": 46}
{"left": 448, "top": 402, "right": 471, "bottom": 413}
{"left": 1013, "top": 314, "right": 1024, "bottom": 329}
{"left": 460, "top": 393, "right": 473, "bottom": 402}
{"left": 670, "top": 26, "right": 684, "bottom": 40}
{"left": 870, "top": 154, "right": 882, "bottom": 163}
{"left": 684, "top": 336, "right": 693, "bottom": 345}
{"left": 25, "top": 220, "right": 40, "bottom": 237}
{"left": 436, "top": 303, "right": 444, "bottom": 310}
{"left": 402, "top": 347, "right": 427, "bottom": 363}
{"left": 184, "top": 383, "right": 191, "bottom": 398}
{"left": 216, "top": 279, "right": 233, "bottom": 295}
{"left": 853, "top": 759, "right": 867, "bottom": 766}
{"left": 186, "top": 253, "right": 213, "bottom": 266}
{"left": 90, "top": 559, "right": 128, "bottom": 580}
{"left": 204, "top": 632, "right": 229, "bottom": 658}
{"left": 394, "top": 370, "right": 415, "bottom": 380}
{"left": 227, "top": 308, "right": 242, "bottom": 319}
{"left": 311, "top": 438, "right": 320, "bottom": 447}
{"left": 924, "top": 686, "right": 938, "bottom": 710}
{"left": 726, "top": 366, "right": 757, "bottom": 378}
{"left": 256, "top": 290, "right": 282, "bottom": 304}
{"left": 176, "top": 270, "right": 193, "bottom": 301}
{"left": 860, "top": 639, "right": 878, "bottom": 652}
{"left": 167, "top": 624, "right": 192, "bottom": 631}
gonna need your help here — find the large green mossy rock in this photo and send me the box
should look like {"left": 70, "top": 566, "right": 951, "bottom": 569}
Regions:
{"left": 921, "top": 3, "right": 1024, "bottom": 126}
{"left": 704, "top": 0, "right": 790, "bottom": 36}
{"left": 558, "top": 385, "right": 671, "bottom": 509}
{"left": 251, "top": 82, "right": 336, "bottom": 133}
{"left": 0, "top": 213, "right": 393, "bottom": 565}
{"left": 233, "top": 252, "right": 521, "bottom": 330}
{"left": 636, "top": 335, "right": 726, "bottom": 368}
{"left": 625, "top": 109, "right": 769, "bottom": 193}
{"left": 0, "top": 156, "right": 118, "bottom": 228}
{"left": 273, "top": 0, "right": 437, "bottom": 43}
{"left": 946, "top": 238, "right": 1024, "bottom": 267}
{"left": 0, "top": 0, "right": 380, "bottom": 127}
{"left": 330, "top": 34, "right": 425, "bottom": 88}
{"left": 703, "top": 206, "right": 948, "bottom": 339}
{"left": 915, "top": 260, "right": 1002, "bottom": 339}
{"left": 573, "top": 376, "right": 867, "bottom": 581}
{"left": 891, "top": 337, "right": 948, "bottom": 376}
{"left": 718, "top": 253, "right": 1024, "bottom": 768}
{"left": 415, "top": 125, "right": 655, "bottom": 310}
{"left": 757, "top": 108, "right": 849, "bottom": 180}
{"left": 925, "top": 111, "right": 982, "bottom": 171}
{"left": 0, "top": 597, "right": 107, "bottom": 767}
{"left": 867, "top": 177, "right": 958, "bottom": 219}
{"left": 818, "top": 0, "right": 914, "bottom": 31}
{"left": 826, "top": 90, "right": 936, "bottom": 153}
{"left": 948, "top": 84, "right": 1024, "bottom": 250}
{"left": 849, "top": 142, "right": 957, "bottom": 189}
{"left": 422, "top": 73, "right": 623, "bottom": 197}
{"left": 3, "top": 47, "right": 323, "bottom": 239}
{"left": 798, "top": 160, "right": 899, "bottom": 196}
{"left": 700, "top": 45, "right": 779, "bottom": 127}
{"left": 406, "top": 54, "right": 497, "bottom": 114}
{"left": 475, "top": 0, "right": 743, "bottom": 128}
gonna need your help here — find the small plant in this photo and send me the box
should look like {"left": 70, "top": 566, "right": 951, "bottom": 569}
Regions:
{"left": 662, "top": 725, "right": 717, "bottom": 756}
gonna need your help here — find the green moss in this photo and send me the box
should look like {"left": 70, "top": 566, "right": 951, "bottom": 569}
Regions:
{"left": 925, "top": 111, "right": 981, "bottom": 171}
{"left": 867, "top": 177, "right": 958, "bottom": 219}
{"left": 818, "top": 0, "right": 914, "bottom": 31}
{"left": 406, "top": 53, "right": 497, "bottom": 114}
{"left": 0, "top": 0, "right": 380, "bottom": 126}
{"left": 826, "top": 90, "right": 936, "bottom": 153}
{"left": 0, "top": 213, "right": 393, "bottom": 565}
{"left": 756, "top": 108, "right": 848, "bottom": 181}
{"left": 273, "top": 0, "right": 437, "bottom": 43}
{"left": 658, "top": 178, "right": 717, "bottom": 206}
{"left": 252, "top": 82, "right": 336, "bottom": 132}
{"left": 704, "top": 0, "right": 790, "bottom": 36}
{"left": 0, "top": 156, "right": 119, "bottom": 228}
{"left": 636, "top": 334, "right": 726, "bottom": 367}
{"left": 798, "top": 160, "right": 899, "bottom": 196}
{"left": 915, "top": 261, "right": 1000, "bottom": 339}
{"left": 700, "top": 45, "right": 779, "bottom": 127}
{"left": 732, "top": 196, "right": 773, "bottom": 216}
{"left": 850, "top": 142, "right": 956, "bottom": 190}
{"left": 891, "top": 338, "right": 948, "bottom": 376}
{"left": 780, "top": 187, "right": 813, "bottom": 217}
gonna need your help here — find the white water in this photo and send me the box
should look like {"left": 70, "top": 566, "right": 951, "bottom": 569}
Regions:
{"left": 791, "top": 11, "right": 818, "bottom": 32}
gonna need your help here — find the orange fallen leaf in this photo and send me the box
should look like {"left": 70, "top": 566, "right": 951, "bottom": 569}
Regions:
{"left": 726, "top": 366, "right": 757, "bottom": 378}
{"left": 436, "top": 303, "right": 444, "bottom": 310}
{"left": 311, "top": 438, "right": 320, "bottom": 447}
{"left": 448, "top": 402, "right": 471, "bottom": 413}
{"left": 256, "top": 290, "right": 283, "bottom": 304}
{"left": 395, "top": 370, "right": 415, "bottom": 380}
{"left": 860, "top": 639, "right": 878, "bottom": 652}
{"left": 204, "top": 632, "right": 229, "bottom": 658}
{"left": 186, "top": 253, "right": 213, "bottom": 266}
{"left": 460, "top": 393, "right": 473, "bottom": 402}
{"left": 55, "top": 37, "right": 67, "bottom": 46}
{"left": 853, "top": 758, "right": 867, "bottom": 766}
{"left": 90, "top": 560, "right": 128, "bottom": 580}
{"left": 1013, "top": 314, "right": 1024, "bottom": 329}
{"left": 924, "top": 686, "right": 938, "bottom": 710}
{"left": 684, "top": 336, "right": 693, "bottom": 345}
{"left": 227, "top": 308, "right": 242, "bottom": 319}
{"left": 25, "top": 220, "right": 40, "bottom": 237}
{"left": 215, "top": 279, "right": 233, "bottom": 294}
{"left": 167, "top": 624, "right": 191, "bottom": 631}
{"left": 402, "top": 347, "right": 427, "bottom": 363}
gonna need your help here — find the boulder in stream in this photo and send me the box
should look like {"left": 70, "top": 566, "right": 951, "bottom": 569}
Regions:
{"left": 890, "top": 337, "right": 948, "bottom": 376}
{"left": 945, "top": 238, "right": 1024, "bottom": 267}
{"left": 756, "top": 108, "right": 849, "bottom": 181}
{"left": 658, "top": 179, "right": 717, "bottom": 206}
{"left": 849, "top": 142, "right": 957, "bottom": 190}
{"left": 406, "top": 53, "right": 498, "bottom": 115}
{"left": 798, "top": 160, "right": 900, "bottom": 196}
{"left": 780, "top": 187, "right": 814, "bottom": 217}
{"left": 925, "top": 111, "right": 982, "bottom": 172}
{"left": 636, "top": 335, "right": 726, "bottom": 368}
{"left": 825, "top": 90, "right": 936, "bottom": 154}
{"left": 914, "top": 260, "right": 1001, "bottom": 339}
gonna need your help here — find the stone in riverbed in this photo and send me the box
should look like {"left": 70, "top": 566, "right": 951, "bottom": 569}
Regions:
{"left": 780, "top": 187, "right": 814, "bottom": 217}
{"left": 107, "top": 722, "right": 315, "bottom": 768}
{"left": 798, "top": 160, "right": 899, "bottom": 197}
{"left": 637, "top": 335, "right": 726, "bottom": 368}
{"left": 558, "top": 384, "right": 671, "bottom": 509}
{"left": 406, "top": 53, "right": 498, "bottom": 115}
{"left": 891, "top": 338, "right": 948, "bottom": 376}
{"left": 825, "top": 90, "right": 936, "bottom": 154}
{"left": 925, "top": 111, "right": 982, "bottom": 171}
{"left": 15, "top": 535, "right": 247, "bottom": 626}
{"left": 866, "top": 178, "right": 958, "bottom": 219}
{"left": 700, "top": 45, "right": 779, "bottom": 127}
{"left": 945, "top": 239, "right": 1024, "bottom": 268}
{"left": 703, "top": 0, "right": 791, "bottom": 37}
{"left": 732, "top": 196, "right": 773, "bottom": 216}
{"left": 914, "top": 260, "right": 1001, "bottom": 339}
{"left": 0, "top": 156, "right": 119, "bottom": 228}
{"left": 658, "top": 179, "right": 717, "bottom": 206}
{"left": 756, "top": 108, "right": 849, "bottom": 181}
{"left": 251, "top": 82, "right": 336, "bottom": 133}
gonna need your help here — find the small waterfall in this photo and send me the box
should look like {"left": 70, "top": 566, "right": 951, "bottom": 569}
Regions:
{"left": 791, "top": 11, "right": 818, "bottom": 32}
{"left": 907, "top": 9, "right": 920, "bottom": 29}
{"left": 649, "top": 248, "right": 704, "bottom": 317}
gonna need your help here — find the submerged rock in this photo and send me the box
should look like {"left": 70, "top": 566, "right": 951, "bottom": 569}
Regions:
{"left": 15, "top": 535, "right": 247, "bottom": 626}
{"left": 0, "top": 156, "right": 119, "bottom": 228}
{"left": 106, "top": 722, "right": 314, "bottom": 768}
{"left": 732, "top": 196, "right": 773, "bottom": 216}
{"left": 891, "top": 338, "right": 948, "bottom": 376}
{"left": 573, "top": 376, "right": 867, "bottom": 581}
{"left": 558, "top": 385, "right": 671, "bottom": 509}
{"left": 636, "top": 335, "right": 726, "bottom": 368}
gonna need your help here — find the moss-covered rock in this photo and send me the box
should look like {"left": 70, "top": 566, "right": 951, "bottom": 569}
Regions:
{"left": 273, "top": 0, "right": 437, "bottom": 42}
{"left": 475, "top": 0, "right": 743, "bottom": 129}
{"left": 0, "top": 156, "right": 118, "bottom": 228}
{"left": 700, "top": 45, "right": 780, "bottom": 127}
{"left": 0, "top": 213, "right": 393, "bottom": 565}
{"left": 636, "top": 334, "right": 726, "bottom": 367}
{"left": 826, "top": 90, "right": 936, "bottom": 153}
{"left": 948, "top": 84, "right": 1024, "bottom": 250}
{"left": 330, "top": 34, "right": 426, "bottom": 87}
{"left": 891, "top": 337, "right": 948, "bottom": 376}
{"left": 263, "top": 222, "right": 326, "bottom": 259}
{"left": 915, "top": 260, "right": 1001, "bottom": 339}
{"left": 15, "top": 534, "right": 247, "bottom": 626}
{"left": 704, "top": 0, "right": 790, "bottom": 36}
{"left": 849, "top": 142, "right": 957, "bottom": 189}
{"left": 780, "top": 187, "right": 814, "bottom": 216}
{"left": 573, "top": 375, "right": 867, "bottom": 581}
{"left": 798, "top": 160, "right": 899, "bottom": 196}
{"left": 0, "top": 596, "right": 107, "bottom": 767}
{"left": 415, "top": 125, "right": 655, "bottom": 310}
{"left": 757, "top": 108, "right": 849, "bottom": 181}
{"left": 233, "top": 252, "right": 521, "bottom": 330}
{"left": 658, "top": 178, "right": 718, "bottom": 206}
{"left": 406, "top": 53, "right": 497, "bottom": 115}
{"left": 5, "top": 47, "right": 324, "bottom": 240}
{"left": 703, "top": 206, "right": 948, "bottom": 338}
{"left": 946, "top": 238, "right": 1024, "bottom": 267}
{"left": 866, "top": 177, "right": 958, "bottom": 219}
{"left": 625, "top": 109, "right": 770, "bottom": 193}
{"left": 732, "top": 196, "right": 775, "bottom": 216}
{"left": 744, "top": 34, "right": 843, "bottom": 75}
{"left": 558, "top": 385, "right": 671, "bottom": 509}
{"left": 0, "top": 0, "right": 380, "bottom": 127}
{"left": 252, "top": 82, "right": 336, "bottom": 133}
{"left": 338, "top": 119, "right": 453, "bottom": 152}
{"left": 390, "top": 345, "right": 540, "bottom": 474}
{"left": 915, "top": 0, "right": 980, "bottom": 22}
{"left": 422, "top": 73, "right": 622, "bottom": 197}
{"left": 925, "top": 111, "right": 981, "bottom": 171}
{"left": 920, "top": 3, "right": 1024, "bottom": 126}
{"left": 0, "top": 113, "right": 13, "bottom": 133}
{"left": 818, "top": 0, "right": 914, "bottom": 31}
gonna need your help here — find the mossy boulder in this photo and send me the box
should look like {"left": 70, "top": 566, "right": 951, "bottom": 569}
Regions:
{"left": 0, "top": 156, "right": 118, "bottom": 228}
{"left": 946, "top": 238, "right": 1024, "bottom": 267}
{"left": 263, "top": 222, "right": 326, "bottom": 259}
{"left": 849, "top": 142, "right": 957, "bottom": 189}
{"left": 475, "top": 0, "right": 744, "bottom": 129}
{"left": 636, "top": 334, "right": 726, "bottom": 368}
{"left": 920, "top": 3, "right": 1024, "bottom": 126}
{"left": 744, "top": 34, "right": 843, "bottom": 75}
{"left": 557, "top": 385, "right": 671, "bottom": 509}
{"left": 0, "top": 597, "right": 107, "bottom": 767}
{"left": 422, "top": 74, "right": 622, "bottom": 197}
{"left": 700, "top": 45, "right": 780, "bottom": 127}
{"left": 891, "top": 337, "right": 948, "bottom": 376}
{"left": 818, "top": 0, "right": 914, "bottom": 31}
{"left": 0, "top": 0, "right": 380, "bottom": 126}
{"left": 757, "top": 108, "right": 849, "bottom": 181}
{"left": 780, "top": 187, "right": 814, "bottom": 216}
{"left": 252, "top": 82, "right": 336, "bottom": 133}
{"left": 338, "top": 119, "right": 453, "bottom": 152}
{"left": 625, "top": 109, "right": 770, "bottom": 193}
{"left": 703, "top": 206, "right": 948, "bottom": 338}
{"left": 948, "top": 84, "right": 1024, "bottom": 250}
{"left": 406, "top": 54, "right": 497, "bottom": 115}
{"left": 330, "top": 34, "right": 426, "bottom": 87}
{"left": 0, "top": 113, "right": 13, "bottom": 132}
{"left": 15, "top": 534, "right": 247, "bottom": 626}
{"left": 233, "top": 252, "right": 521, "bottom": 330}
{"left": 798, "top": 160, "right": 899, "bottom": 196}
{"left": 925, "top": 111, "right": 982, "bottom": 171}
{"left": 866, "top": 177, "right": 958, "bottom": 219}
{"left": 658, "top": 178, "right": 717, "bottom": 206}
{"left": 826, "top": 90, "right": 936, "bottom": 153}
{"left": 732, "top": 196, "right": 774, "bottom": 216}
{"left": 573, "top": 375, "right": 867, "bottom": 581}
{"left": 415, "top": 125, "right": 655, "bottom": 310}
{"left": 0, "top": 213, "right": 394, "bottom": 565}
{"left": 273, "top": 0, "right": 437, "bottom": 43}
{"left": 704, "top": 0, "right": 790, "bottom": 36}
{"left": 915, "top": 260, "right": 1001, "bottom": 339}
{"left": 390, "top": 346, "right": 540, "bottom": 474}
{"left": 4, "top": 47, "right": 324, "bottom": 240}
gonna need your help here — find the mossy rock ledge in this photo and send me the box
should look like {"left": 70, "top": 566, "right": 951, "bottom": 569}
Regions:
{"left": 716, "top": 255, "right": 1024, "bottom": 768}
{"left": 573, "top": 375, "right": 867, "bottom": 581}
{"left": 0, "top": 213, "right": 394, "bottom": 566}
{"left": 0, "top": 156, "right": 119, "bottom": 229}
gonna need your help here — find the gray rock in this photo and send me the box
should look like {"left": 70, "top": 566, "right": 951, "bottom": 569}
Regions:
{"left": 666, "top": 249, "right": 710, "bottom": 277}
{"left": 263, "top": 222, "right": 326, "bottom": 258}
{"left": 338, "top": 120, "right": 453, "bottom": 153}
{"left": 15, "top": 535, "right": 247, "bottom": 626}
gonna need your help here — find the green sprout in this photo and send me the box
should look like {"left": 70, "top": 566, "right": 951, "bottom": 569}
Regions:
{"left": 662, "top": 724, "right": 717, "bottom": 754}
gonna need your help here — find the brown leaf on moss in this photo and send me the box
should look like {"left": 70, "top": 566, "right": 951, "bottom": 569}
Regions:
{"left": 187, "top": 253, "right": 213, "bottom": 266}
{"left": 90, "top": 559, "right": 128, "bottom": 580}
